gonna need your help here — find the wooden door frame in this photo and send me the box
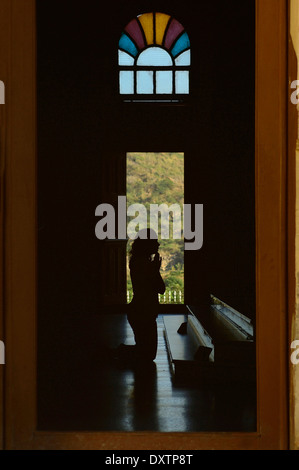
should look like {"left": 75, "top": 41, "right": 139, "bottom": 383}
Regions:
{"left": 288, "top": 0, "right": 299, "bottom": 451}
{"left": 0, "top": 0, "right": 291, "bottom": 449}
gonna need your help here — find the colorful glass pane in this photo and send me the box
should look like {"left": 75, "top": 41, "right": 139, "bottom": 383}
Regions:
{"left": 175, "top": 49, "right": 191, "bottom": 66}
{"left": 119, "top": 71, "right": 134, "bottom": 94}
{"left": 119, "top": 33, "right": 138, "bottom": 57}
{"left": 171, "top": 32, "right": 190, "bottom": 58}
{"left": 138, "top": 13, "right": 154, "bottom": 45}
{"left": 175, "top": 71, "right": 189, "bottom": 94}
{"left": 156, "top": 71, "right": 173, "bottom": 94}
{"left": 137, "top": 47, "right": 173, "bottom": 66}
{"left": 137, "top": 70, "right": 154, "bottom": 94}
{"left": 155, "top": 13, "right": 171, "bottom": 45}
{"left": 118, "top": 50, "right": 135, "bottom": 66}
{"left": 164, "top": 19, "right": 184, "bottom": 50}
{"left": 125, "top": 18, "right": 145, "bottom": 50}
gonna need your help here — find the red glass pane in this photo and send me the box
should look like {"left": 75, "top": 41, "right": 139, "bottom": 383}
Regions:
{"left": 164, "top": 18, "right": 184, "bottom": 50}
{"left": 125, "top": 18, "right": 145, "bottom": 50}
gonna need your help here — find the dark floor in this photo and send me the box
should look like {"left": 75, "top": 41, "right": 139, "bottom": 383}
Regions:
{"left": 38, "top": 313, "right": 256, "bottom": 432}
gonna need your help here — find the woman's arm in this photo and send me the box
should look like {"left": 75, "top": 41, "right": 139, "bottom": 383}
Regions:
{"left": 152, "top": 254, "right": 166, "bottom": 294}
{"left": 130, "top": 256, "right": 165, "bottom": 296}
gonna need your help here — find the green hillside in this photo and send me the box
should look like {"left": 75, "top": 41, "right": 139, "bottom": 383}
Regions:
{"left": 126, "top": 152, "right": 184, "bottom": 303}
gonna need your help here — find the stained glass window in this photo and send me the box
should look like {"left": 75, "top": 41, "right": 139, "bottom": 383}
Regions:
{"left": 118, "top": 12, "right": 191, "bottom": 99}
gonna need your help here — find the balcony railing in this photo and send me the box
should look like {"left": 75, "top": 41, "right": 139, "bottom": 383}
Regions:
{"left": 127, "top": 289, "right": 184, "bottom": 304}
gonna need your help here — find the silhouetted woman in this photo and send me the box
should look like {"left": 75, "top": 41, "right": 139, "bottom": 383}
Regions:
{"left": 118, "top": 229, "right": 165, "bottom": 364}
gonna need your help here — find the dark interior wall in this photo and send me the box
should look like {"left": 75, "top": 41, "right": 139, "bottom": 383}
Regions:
{"left": 37, "top": 0, "right": 255, "bottom": 321}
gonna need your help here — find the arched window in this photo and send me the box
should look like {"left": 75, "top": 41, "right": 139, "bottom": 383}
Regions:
{"left": 118, "top": 12, "right": 190, "bottom": 99}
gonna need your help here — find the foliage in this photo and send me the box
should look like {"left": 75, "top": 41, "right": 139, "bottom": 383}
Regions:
{"left": 126, "top": 152, "right": 184, "bottom": 303}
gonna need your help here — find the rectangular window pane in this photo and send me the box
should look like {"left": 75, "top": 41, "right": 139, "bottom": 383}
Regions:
{"left": 137, "top": 70, "right": 154, "bottom": 94}
{"left": 156, "top": 70, "right": 173, "bottom": 94}
{"left": 175, "top": 70, "right": 189, "bottom": 94}
{"left": 119, "top": 70, "right": 134, "bottom": 94}
{"left": 118, "top": 50, "right": 135, "bottom": 66}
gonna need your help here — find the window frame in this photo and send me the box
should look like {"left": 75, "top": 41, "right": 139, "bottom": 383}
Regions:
{"left": 118, "top": 12, "right": 191, "bottom": 101}
{"left": 1, "top": 0, "right": 290, "bottom": 450}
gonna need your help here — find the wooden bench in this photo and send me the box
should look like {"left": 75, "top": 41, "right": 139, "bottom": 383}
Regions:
{"left": 163, "top": 314, "right": 212, "bottom": 382}
{"left": 162, "top": 298, "right": 255, "bottom": 385}
{"left": 163, "top": 313, "right": 215, "bottom": 385}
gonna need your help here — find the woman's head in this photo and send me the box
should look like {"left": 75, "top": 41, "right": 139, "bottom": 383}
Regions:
{"left": 129, "top": 228, "right": 160, "bottom": 258}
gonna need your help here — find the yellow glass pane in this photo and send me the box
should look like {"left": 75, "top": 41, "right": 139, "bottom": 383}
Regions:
{"left": 138, "top": 13, "right": 154, "bottom": 45}
{"left": 155, "top": 13, "right": 171, "bottom": 45}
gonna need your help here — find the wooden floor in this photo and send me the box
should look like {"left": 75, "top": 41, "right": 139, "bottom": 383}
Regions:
{"left": 38, "top": 313, "right": 256, "bottom": 432}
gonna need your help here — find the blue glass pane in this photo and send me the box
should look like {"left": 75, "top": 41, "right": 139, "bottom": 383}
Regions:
{"left": 119, "top": 71, "right": 134, "bottom": 94}
{"left": 171, "top": 32, "right": 190, "bottom": 58}
{"left": 119, "top": 33, "right": 138, "bottom": 57}
{"left": 175, "top": 49, "right": 191, "bottom": 66}
{"left": 137, "top": 47, "right": 173, "bottom": 66}
{"left": 175, "top": 71, "right": 189, "bottom": 94}
{"left": 156, "top": 71, "right": 173, "bottom": 94}
{"left": 118, "top": 50, "right": 135, "bottom": 66}
{"left": 137, "top": 71, "right": 154, "bottom": 94}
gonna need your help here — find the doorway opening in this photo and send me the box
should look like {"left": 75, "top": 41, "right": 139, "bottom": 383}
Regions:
{"left": 126, "top": 152, "right": 184, "bottom": 304}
